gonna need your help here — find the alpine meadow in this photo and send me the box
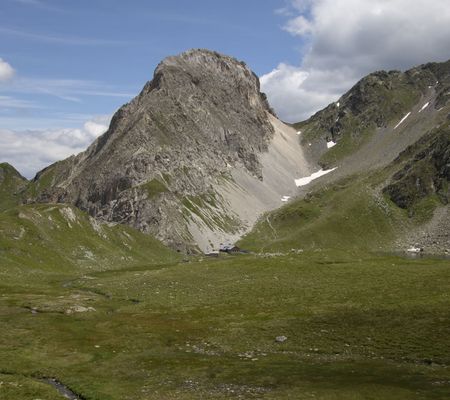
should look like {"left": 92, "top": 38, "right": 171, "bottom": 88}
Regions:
{"left": 0, "top": 1, "right": 449, "bottom": 399}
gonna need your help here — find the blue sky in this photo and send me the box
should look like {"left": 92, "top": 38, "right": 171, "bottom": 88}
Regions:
{"left": 2, "top": 0, "right": 450, "bottom": 177}
{"left": 0, "top": 0, "right": 301, "bottom": 131}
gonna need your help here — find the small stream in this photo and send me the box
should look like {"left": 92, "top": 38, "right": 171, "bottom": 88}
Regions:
{"left": 42, "top": 378, "right": 85, "bottom": 400}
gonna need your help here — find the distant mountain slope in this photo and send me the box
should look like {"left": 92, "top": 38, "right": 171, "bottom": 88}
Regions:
{"left": 240, "top": 123, "right": 450, "bottom": 254}
{"left": 0, "top": 163, "right": 27, "bottom": 211}
{"left": 25, "top": 49, "right": 313, "bottom": 252}
{"left": 295, "top": 60, "right": 450, "bottom": 172}
{"left": 241, "top": 60, "right": 450, "bottom": 255}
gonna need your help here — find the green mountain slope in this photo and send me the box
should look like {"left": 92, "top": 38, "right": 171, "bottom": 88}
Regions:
{"left": 0, "top": 203, "right": 180, "bottom": 277}
{"left": 240, "top": 123, "right": 450, "bottom": 254}
{"left": 295, "top": 60, "right": 450, "bottom": 169}
{"left": 0, "top": 163, "right": 27, "bottom": 211}
{"left": 239, "top": 172, "right": 402, "bottom": 252}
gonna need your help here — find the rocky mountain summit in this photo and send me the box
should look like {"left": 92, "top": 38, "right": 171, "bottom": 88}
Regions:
{"left": 26, "top": 49, "right": 311, "bottom": 252}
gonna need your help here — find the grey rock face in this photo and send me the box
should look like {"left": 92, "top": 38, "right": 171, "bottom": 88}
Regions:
{"left": 384, "top": 128, "right": 450, "bottom": 210}
{"left": 27, "top": 49, "right": 284, "bottom": 252}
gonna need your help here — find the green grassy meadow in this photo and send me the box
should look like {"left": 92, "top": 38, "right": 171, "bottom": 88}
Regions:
{"left": 1, "top": 248, "right": 450, "bottom": 399}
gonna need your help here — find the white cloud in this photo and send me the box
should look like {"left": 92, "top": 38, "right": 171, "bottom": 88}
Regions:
{"left": 0, "top": 58, "right": 15, "bottom": 81}
{"left": 284, "top": 15, "right": 314, "bottom": 36}
{"left": 0, "top": 115, "right": 110, "bottom": 178}
{"left": 261, "top": 63, "right": 355, "bottom": 121}
{"left": 84, "top": 120, "right": 108, "bottom": 137}
{"left": 262, "top": 0, "right": 450, "bottom": 122}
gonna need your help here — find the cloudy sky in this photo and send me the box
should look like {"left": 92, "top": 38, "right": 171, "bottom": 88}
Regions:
{"left": 1, "top": 0, "right": 450, "bottom": 177}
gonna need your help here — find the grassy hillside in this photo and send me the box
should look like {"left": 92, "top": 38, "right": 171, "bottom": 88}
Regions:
{"left": 0, "top": 203, "right": 180, "bottom": 279}
{"left": 0, "top": 163, "right": 27, "bottom": 211}
{"left": 239, "top": 170, "right": 407, "bottom": 253}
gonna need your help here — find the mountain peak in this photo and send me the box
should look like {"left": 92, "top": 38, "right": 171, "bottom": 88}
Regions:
{"left": 26, "top": 49, "right": 302, "bottom": 252}
{"left": 156, "top": 48, "right": 251, "bottom": 75}
{"left": 0, "top": 162, "right": 26, "bottom": 183}
{"left": 147, "top": 48, "right": 274, "bottom": 115}
{"left": 90, "top": 48, "right": 275, "bottom": 159}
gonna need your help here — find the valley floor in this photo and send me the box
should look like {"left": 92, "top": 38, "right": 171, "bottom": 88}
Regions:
{"left": 1, "top": 251, "right": 450, "bottom": 399}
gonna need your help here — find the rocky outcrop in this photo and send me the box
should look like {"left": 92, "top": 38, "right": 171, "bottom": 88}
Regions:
{"left": 384, "top": 127, "right": 450, "bottom": 211}
{"left": 27, "top": 49, "right": 310, "bottom": 252}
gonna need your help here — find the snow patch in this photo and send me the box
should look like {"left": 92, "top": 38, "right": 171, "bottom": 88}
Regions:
{"left": 336, "top": 101, "right": 340, "bottom": 107}
{"left": 419, "top": 102, "right": 430, "bottom": 112}
{"left": 295, "top": 167, "right": 337, "bottom": 187}
{"left": 281, "top": 195, "right": 291, "bottom": 202}
{"left": 394, "top": 112, "right": 411, "bottom": 130}
{"left": 296, "top": 130, "right": 302, "bottom": 135}
{"left": 326, "top": 140, "right": 336, "bottom": 149}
